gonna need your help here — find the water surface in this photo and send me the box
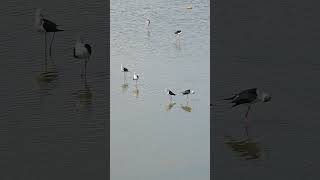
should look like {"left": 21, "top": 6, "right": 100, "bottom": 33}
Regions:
{"left": 111, "top": 0, "right": 210, "bottom": 179}
{"left": 213, "top": 1, "right": 320, "bottom": 179}
{"left": 0, "top": 0, "right": 107, "bottom": 179}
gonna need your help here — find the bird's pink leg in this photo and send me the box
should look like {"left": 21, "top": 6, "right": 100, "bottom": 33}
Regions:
{"left": 245, "top": 105, "right": 251, "bottom": 124}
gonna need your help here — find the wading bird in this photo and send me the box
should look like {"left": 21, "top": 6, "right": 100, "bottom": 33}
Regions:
{"left": 175, "top": 30, "right": 182, "bottom": 37}
{"left": 224, "top": 88, "right": 271, "bottom": 124}
{"left": 146, "top": 18, "right": 150, "bottom": 27}
{"left": 165, "top": 89, "right": 176, "bottom": 101}
{"left": 181, "top": 89, "right": 195, "bottom": 99}
{"left": 121, "top": 64, "right": 129, "bottom": 80}
{"left": 133, "top": 72, "right": 139, "bottom": 85}
{"left": 35, "top": 8, "right": 63, "bottom": 58}
{"left": 73, "top": 37, "right": 92, "bottom": 79}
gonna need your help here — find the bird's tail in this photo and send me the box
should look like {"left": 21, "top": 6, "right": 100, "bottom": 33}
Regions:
{"left": 56, "top": 29, "right": 64, "bottom": 32}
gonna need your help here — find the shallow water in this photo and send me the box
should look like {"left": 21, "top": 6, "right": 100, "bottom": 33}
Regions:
{"left": 213, "top": 0, "right": 320, "bottom": 179}
{"left": 111, "top": 0, "right": 210, "bottom": 179}
{"left": 0, "top": 0, "right": 107, "bottom": 179}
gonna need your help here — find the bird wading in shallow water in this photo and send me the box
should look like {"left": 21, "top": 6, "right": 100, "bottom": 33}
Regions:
{"left": 181, "top": 89, "right": 195, "bottom": 99}
{"left": 35, "top": 8, "right": 64, "bottom": 58}
{"left": 174, "top": 30, "right": 182, "bottom": 39}
{"left": 224, "top": 88, "right": 271, "bottom": 125}
{"left": 121, "top": 64, "right": 129, "bottom": 80}
{"left": 133, "top": 72, "right": 139, "bottom": 85}
{"left": 165, "top": 89, "right": 176, "bottom": 101}
{"left": 73, "top": 37, "right": 92, "bottom": 79}
{"left": 146, "top": 18, "right": 150, "bottom": 27}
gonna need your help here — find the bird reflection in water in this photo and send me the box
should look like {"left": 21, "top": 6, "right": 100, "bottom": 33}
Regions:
{"left": 121, "top": 83, "right": 129, "bottom": 94}
{"left": 35, "top": 59, "right": 58, "bottom": 91}
{"left": 225, "top": 135, "right": 263, "bottom": 160}
{"left": 174, "top": 40, "right": 181, "bottom": 50}
{"left": 75, "top": 78, "right": 93, "bottom": 106}
{"left": 147, "top": 30, "right": 151, "bottom": 38}
{"left": 181, "top": 99, "right": 192, "bottom": 112}
{"left": 133, "top": 85, "right": 139, "bottom": 98}
{"left": 165, "top": 102, "right": 176, "bottom": 111}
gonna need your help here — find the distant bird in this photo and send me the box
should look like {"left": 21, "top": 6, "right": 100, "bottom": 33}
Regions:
{"left": 133, "top": 72, "right": 139, "bottom": 85}
{"left": 121, "top": 64, "right": 129, "bottom": 72}
{"left": 121, "top": 64, "right": 129, "bottom": 79}
{"left": 181, "top": 89, "right": 195, "bottom": 98}
{"left": 165, "top": 89, "right": 176, "bottom": 101}
{"left": 175, "top": 30, "right": 182, "bottom": 35}
{"left": 146, "top": 18, "right": 150, "bottom": 26}
{"left": 35, "top": 8, "right": 64, "bottom": 58}
{"left": 73, "top": 37, "right": 92, "bottom": 79}
{"left": 224, "top": 88, "right": 271, "bottom": 123}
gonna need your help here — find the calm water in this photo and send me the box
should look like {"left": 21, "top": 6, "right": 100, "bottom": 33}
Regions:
{"left": 111, "top": 0, "right": 210, "bottom": 179}
{"left": 213, "top": 0, "right": 320, "bottom": 179}
{"left": 0, "top": 0, "right": 107, "bottom": 179}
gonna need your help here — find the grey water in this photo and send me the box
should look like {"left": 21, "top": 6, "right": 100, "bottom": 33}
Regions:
{"left": 111, "top": 0, "right": 210, "bottom": 179}
{"left": 213, "top": 0, "right": 320, "bottom": 179}
{"left": 0, "top": 0, "right": 107, "bottom": 179}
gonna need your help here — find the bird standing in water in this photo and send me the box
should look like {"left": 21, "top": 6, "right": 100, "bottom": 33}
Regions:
{"left": 73, "top": 37, "right": 92, "bottom": 79}
{"left": 121, "top": 64, "right": 129, "bottom": 80}
{"left": 133, "top": 72, "right": 139, "bottom": 85}
{"left": 181, "top": 89, "right": 195, "bottom": 99}
{"left": 224, "top": 88, "right": 272, "bottom": 124}
{"left": 165, "top": 89, "right": 176, "bottom": 101}
{"left": 35, "top": 8, "right": 64, "bottom": 58}
{"left": 146, "top": 18, "right": 150, "bottom": 27}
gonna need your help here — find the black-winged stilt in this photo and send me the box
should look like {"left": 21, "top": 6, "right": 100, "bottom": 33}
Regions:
{"left": 121, "top": 64, "right": 129, "bottom": 80}
{"left": 175, "top": 30, "right": 182, "bottom": 38}
{"left": 73, "top": 37, "right": 92, "bottom": 79}
{"left": 133, "top": 72, "right": 139, "bottom": 85}
{"left": 165, "top": 89, "right": 176, "bottom": 101}
{"left": 224, "top": 88, "right": 271, "bottom": 123}
{"left": 181, "top": 89, "right": 195, "bottom": 99}
{"left": 146, "top": 18, "right": 150, "bottom": 27}
{"left": 35, "top": 8, "right": 63, "bottom": 58}
{"left": 174, "top": 30, "right": 182, "bottom": 42}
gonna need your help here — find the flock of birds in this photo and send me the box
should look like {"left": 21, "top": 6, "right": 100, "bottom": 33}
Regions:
{"left": 34, "top": 7, "right": 272, "bottom": 123}
{"left": 34, "top": 8, "right": 92, "bottom": 80}
{"left": 120, "top": 6, "right": 272, "bottom": 122}
{"left": 119, "top": 16, "right": 195, "bottom": 110}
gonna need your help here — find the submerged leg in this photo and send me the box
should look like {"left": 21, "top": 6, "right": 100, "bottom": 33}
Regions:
{"left": 81, "top": 61, "right": 85, "bottom": 78}
{"left": 49, "top": 32, "right": 55, "bottom": 57}
{"left": 85, "top": 58, "right": 88, "bottom": 79}
{"left": 245, "top": 105, "right": 251, "bottom": 123}
{"left": 44, "top": 32, "right": 47, "bottom": 70}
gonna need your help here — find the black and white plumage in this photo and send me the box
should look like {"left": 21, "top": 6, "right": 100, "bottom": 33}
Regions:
{"left": 73, "top": 38, "right": 92, "bottom": 79}
{"left": 224, "top": 88, "right": 271, "bottom": 123}
{"left": 165, "top": 89, "right": 176, "bottom": 101}
{"left": 35, "top": 8, "right": 64, "bottom": 57}
{"left": 133, "top": 72, "right": 139, "bottom": 85}
{"left": 174, "top": 30, "right": 182, "bottom": 35}
{"left": 181, "top": 89, "right": 195, "bottom": 98}
{"left": 121, "top": 64, "right": 129, "bottom": 81}
{"left": 121, "top": 64, "right": 129, "bottom": 72}
{"left": 146, "top": 18, "right": 150, "bottom": 26}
